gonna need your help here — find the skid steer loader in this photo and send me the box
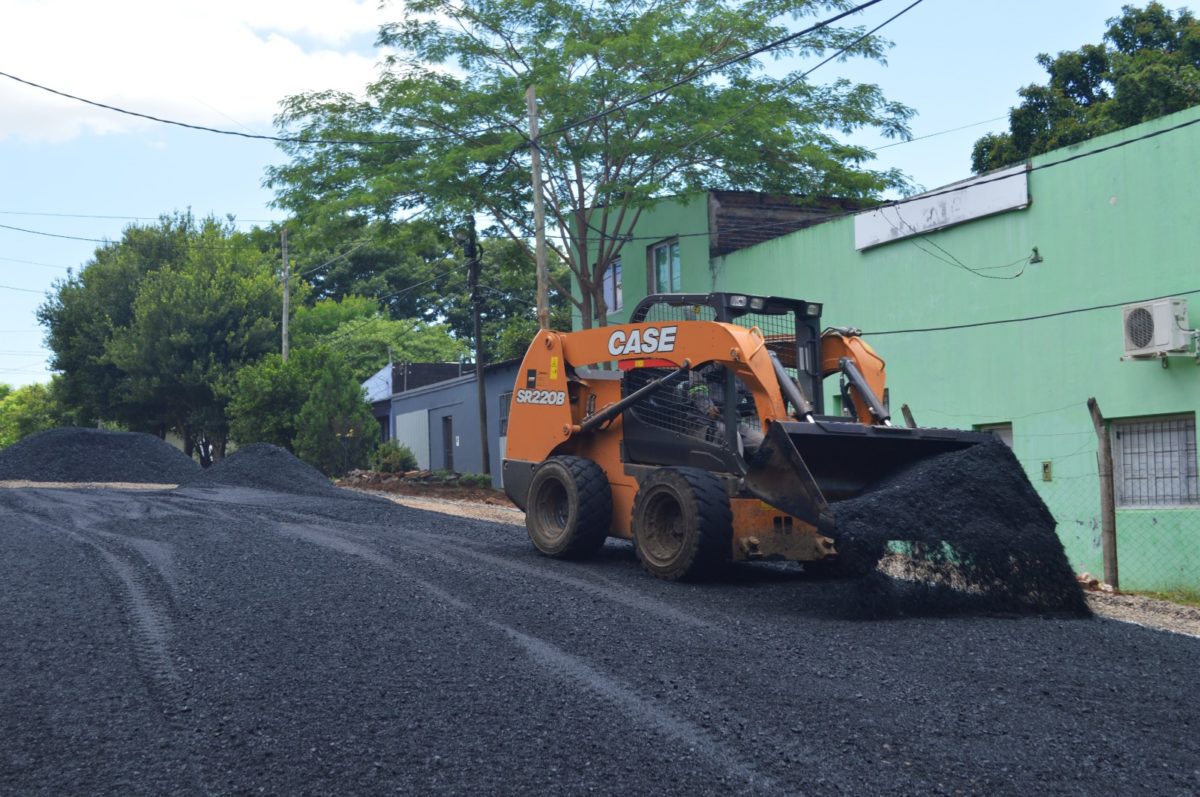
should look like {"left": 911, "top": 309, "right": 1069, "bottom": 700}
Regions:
{"left": 502, "top": 292, "right": 994, "bottom": 581}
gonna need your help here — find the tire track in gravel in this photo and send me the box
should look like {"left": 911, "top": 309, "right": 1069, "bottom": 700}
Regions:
{"left": 266, "top": 516, "right": 788, "bottom": 792}
{"left": 266, "top": 506, "right": 718, "bottom": 632}
{"left": 2, "top": 489, "right": 208, "bottom": 794}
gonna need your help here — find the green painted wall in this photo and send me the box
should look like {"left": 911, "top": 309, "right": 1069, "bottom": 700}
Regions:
{"left": 624, "top": 106, "right": 1200, "bottom": 590}
{"left": 574, "top": 193, "right": 712, "bottom": 326}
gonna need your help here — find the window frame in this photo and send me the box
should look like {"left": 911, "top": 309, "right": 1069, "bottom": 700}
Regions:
{"left": 1111, "top": 412, "right": 1200, "bottom": 508}
{"left": 601, "top": 257, "right": 623, "bottom": 315}
{"left": 647, "top": 239, "right": 682, "bottom": 294}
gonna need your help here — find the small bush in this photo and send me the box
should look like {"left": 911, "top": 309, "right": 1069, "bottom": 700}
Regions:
{"left": 372, "top": 440, "right": 418, "bottom": 473}
{"left": 458, "top": 473, "right": 493, "bottom": 488}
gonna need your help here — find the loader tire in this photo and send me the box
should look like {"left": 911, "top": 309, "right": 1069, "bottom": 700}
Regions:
{"left": 525, "top": 456, "right": 612, "bottom": 559}
{"left": 632, "top": 467, "right": 732, "bottom": 582}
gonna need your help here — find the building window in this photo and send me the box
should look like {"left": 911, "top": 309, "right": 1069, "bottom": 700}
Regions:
{"left": 649, "top": 240, "right": 681, "bottom": 293}
{"left": 602, "top": 258, "right": 622, "bottom": 314}
{"left": 1112, "top": 414, "right": 1199, "bottom": 507}
{"left": 498, "top": 391, "right": 513, "bottom": 436}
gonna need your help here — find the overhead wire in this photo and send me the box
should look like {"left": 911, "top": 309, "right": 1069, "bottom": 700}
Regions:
{"left": 558, "top": 0, "right": 924, "bottom": 247}
{"left": 539, "top": 0, "right": 888, "bottom": 140}
{"left": 0, "top": 69, "right": 503, "bottom": 147}
{"left": 863, "top": 287, "right": 1200, "bottom": 336}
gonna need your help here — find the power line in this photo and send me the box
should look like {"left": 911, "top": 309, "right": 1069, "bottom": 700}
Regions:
{"left": 561, "top": 0, "right": 916, "bottom": 249}
{"left": 0, "top": 69, "right": 498, "bottom": 147}
{"left": 541, "top": 0, "right": 888, "bottom": 139}
{"left": 0, "top": 284, "right": 46, "bottom": 294}
{"left": 0, "top": 209, "right": 281, "bottom": 224}
{"left": 863, "top": 287, "right": 1200, "bottom": 336}
{"left": 577, "top": 110, "right": 1200, "bottom": 243}
{"left": 0, "top": 221, "right": 110, "bottom": 243}
{"left": 870, "top": 116, "right": 1007, "bottom": 151}
{"left": 0, "top": 256, "right": 73, "bottom": 271}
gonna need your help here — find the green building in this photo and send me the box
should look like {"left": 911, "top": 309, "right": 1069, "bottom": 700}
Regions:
{"left": 581, "top": 105, "right": 1200, "bottom": 591}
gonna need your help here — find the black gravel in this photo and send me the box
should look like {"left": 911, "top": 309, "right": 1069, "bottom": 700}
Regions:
{"left": 0, "top": 427, "right": 200, "bottom": 483}
{"left": 182, "top": 443, "right": 339, "bottom": 495}
{"left": 2, "top": 480, "right": 1198, "bottom": 795}
{"left": 832, "top": 440, "right": 1090, "bottom": 617}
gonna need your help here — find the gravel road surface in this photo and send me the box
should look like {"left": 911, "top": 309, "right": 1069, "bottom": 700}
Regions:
{"left": 3, "top": 483, "right": 1198, "bottom": 796}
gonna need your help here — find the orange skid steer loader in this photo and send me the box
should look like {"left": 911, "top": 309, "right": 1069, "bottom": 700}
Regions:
{"left": 502, "top": 293, "right": 992, "bottom": 581}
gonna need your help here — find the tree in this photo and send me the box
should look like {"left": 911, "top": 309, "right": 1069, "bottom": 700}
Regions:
{"left": 40, "top": 214, "right": 282, "bottom": 462}
{"left": 38, "top": 214, "right": 197, "bottom": 431}
{"left": 972, "top": 2, "right": 1200, "bottom": 173}
{"left": 226, "top": 351, "right": 314, "bottom": 451}
{"left": 321, "top": 314, "right": 468, "bottom": 383}
{"left": 0, "top": 381, "right": 67, "bottom": 449}
{"left": 269, "top": 0, "right": 913, "bottom": 328}
{"left": 293, "top": 354, "right": 380, "bottom": 476}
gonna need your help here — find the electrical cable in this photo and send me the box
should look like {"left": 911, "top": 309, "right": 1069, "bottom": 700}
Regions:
{"left": 862, "top": 287, "right": 1200, "bottom": 336}
{"left": 0, "top": 69, "right": 504, "bottom": 146}
{"left": 566, "top": 0, "right": 924, "bottom": 244}
{"left": 870, "top": 116, "right": 1008, "bottom": 151}
{"left": 539, "top": 0, "right": 888, "bottom": 140}
{"left": 0, "top": 209, "right": 281, "bottom": 224}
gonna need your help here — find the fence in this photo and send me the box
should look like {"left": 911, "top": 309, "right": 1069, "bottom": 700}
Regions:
{"left": 990, "top": 402, "right": 1200, "bottom": 594}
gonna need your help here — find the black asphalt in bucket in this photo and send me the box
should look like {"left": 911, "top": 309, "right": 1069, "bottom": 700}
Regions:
{"left": 830, "top": 439, "right": 1091, "bottom": 618}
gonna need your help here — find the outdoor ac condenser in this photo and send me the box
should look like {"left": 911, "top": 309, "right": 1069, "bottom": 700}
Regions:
{"left": 1122, "top": 298, "right": 1192, "bottom": 357}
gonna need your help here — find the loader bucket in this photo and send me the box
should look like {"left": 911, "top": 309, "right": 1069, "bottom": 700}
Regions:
{"left": 743, "top": 419, "right": 993, "bottom": 531}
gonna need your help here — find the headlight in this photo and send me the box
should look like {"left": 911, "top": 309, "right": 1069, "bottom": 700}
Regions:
{"left": 749, "top": 297, "right": 765, "bottom": 310}
{"left": 728, "top": 294, "right": 748, "bottom": 308}
{"left": 805, "top": 303, "right": 822, "bottom": 317}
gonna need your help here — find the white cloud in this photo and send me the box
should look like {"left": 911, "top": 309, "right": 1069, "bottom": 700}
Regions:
{"left": 0, "top": 0, "right": 393, "bottom": 142}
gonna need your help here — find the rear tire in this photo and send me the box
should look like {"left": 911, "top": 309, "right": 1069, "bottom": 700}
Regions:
{"left": 632, "top": 467, "right": 732, "bottom": 581}
{"left": 526, "top": 456, "right": 612, "bottom": 559}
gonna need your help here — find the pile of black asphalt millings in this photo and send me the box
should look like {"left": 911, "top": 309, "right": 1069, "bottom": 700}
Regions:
{"left": 0, "top": 427, "right": 201, "bottom": 484}
{"left": 831, "top": 439, "right": 1091, "bottom": 618}
{"left": 182, "top": 443, "right": 339, "bottom": 495}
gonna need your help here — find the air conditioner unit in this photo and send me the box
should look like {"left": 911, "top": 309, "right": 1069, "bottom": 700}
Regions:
{"left": 1122, "top": 298, "right": 1192, "bottom": 358}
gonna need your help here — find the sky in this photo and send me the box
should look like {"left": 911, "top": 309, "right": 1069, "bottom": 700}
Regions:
{"left": 0, "top": 0, "right": 1152, "bottom": 387}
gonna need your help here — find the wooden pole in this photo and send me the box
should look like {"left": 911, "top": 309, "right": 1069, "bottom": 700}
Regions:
{"left": 1087, "top": 397, "right": 1119, "bottom": 588}
{"left": 526, "top": 85, "right": 549, "bottom": 330}
{"left": 281, "top": 228, "right": 290, "bottom": 363}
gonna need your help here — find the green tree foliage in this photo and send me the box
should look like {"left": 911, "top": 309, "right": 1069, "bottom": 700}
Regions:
{"left": 0, "top": 381, "right": 68, "bottom": 449}
{"left": 226, "top": 351, "right": 315, "bottom": 451}
{"left": 39, "top": 214, "right": 282, "bottom": 462}
{"left": 38, "top": 214, "right": 197, "bottom": 432}
{"left": 972, "top": 2, "right": 1200, "bottom": 173}
{"left": 323, "top": 315, "right": 468, "bottom": 383}
{"left": 268, "top": 0, "right": 913, "bottom": 327}
{"left": 293, "top": 354, "right": 380, "bottom": 476}
{"left": 290, "top": 295, "right": 379, "bottom": 346}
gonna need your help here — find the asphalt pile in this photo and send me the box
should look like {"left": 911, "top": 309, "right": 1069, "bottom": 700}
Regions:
{"left": 182, "top": 443, "right": 338, "bottom": 495}
{"left": 832, "top": 439, "right": 1091, "bottom": 617}
{"left": 0, "top": 427, "right": 200, "bottom": 484}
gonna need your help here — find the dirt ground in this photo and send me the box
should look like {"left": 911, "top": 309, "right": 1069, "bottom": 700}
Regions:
{"left": 344, "top": 484, "right": 1200, "bottom": 639}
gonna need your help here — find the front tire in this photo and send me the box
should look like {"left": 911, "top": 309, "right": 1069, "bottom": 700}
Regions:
{"left": 632, "top": 468, "right": 732, "bottom": 581}
{"left": 525, "top": 456, "right": 611, "bottom": 559}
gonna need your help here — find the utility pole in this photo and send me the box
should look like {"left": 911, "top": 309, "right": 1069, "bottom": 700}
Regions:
{"left": 459, "top": 219, "right": 491, "bottom": 476}
{"left": 526, "top": 85, "right": 549, "bottom": 330}
{"left": 1087, "top": 397, "right": 1119, "bottom": 588}
{"left": 281, "top": 228, "right": 290, "bottom": 363}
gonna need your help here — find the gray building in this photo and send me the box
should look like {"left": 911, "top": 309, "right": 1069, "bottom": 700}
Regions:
{"left": 381, "top": 360, "right": 522, "bottom": 488}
